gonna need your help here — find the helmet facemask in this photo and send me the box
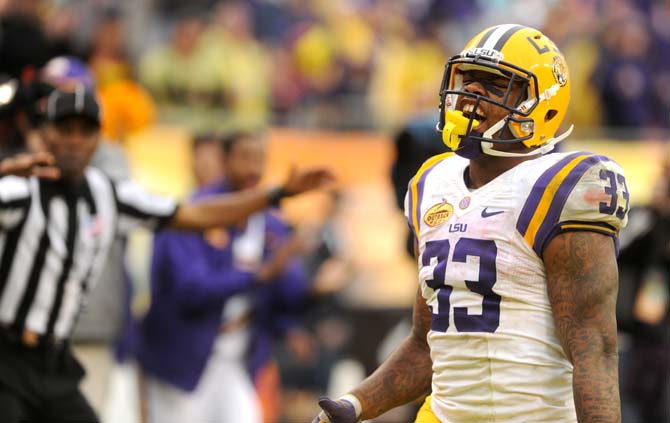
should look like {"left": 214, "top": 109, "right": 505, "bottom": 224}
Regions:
{"left": 437, "top": 54, "right": 539, "bottom": 158}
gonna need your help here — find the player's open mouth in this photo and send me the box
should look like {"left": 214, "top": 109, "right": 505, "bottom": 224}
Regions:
{"left": 461, "top": 103, "right": 487, "bottom": 132}
{"left": 462, "top": 104, "right": 486, "bottom": 122}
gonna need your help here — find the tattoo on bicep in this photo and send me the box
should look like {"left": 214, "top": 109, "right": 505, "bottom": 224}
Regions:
{"left": 545, "top": 231, "right": 621, "bottom": 422}
{"left": 545, "top": 232, "right": 618, "bottom": 353}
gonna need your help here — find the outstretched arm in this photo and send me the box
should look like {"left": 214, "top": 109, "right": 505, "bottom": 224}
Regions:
{"left": 0, "top": 151, "right": 60, "bottom": 179}
{"left": 169, "top": 167, "right": 333, "bottom": 231}
{"left": 544, "top": 231, "right": 621, "bottom": 423}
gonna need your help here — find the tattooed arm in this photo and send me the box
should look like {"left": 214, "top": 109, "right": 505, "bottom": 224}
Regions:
{"left": 349, "top": 287, "right": 433, "bottom": 419}
{"left": 544, "top": 231, "right": 621, "bottom": 423}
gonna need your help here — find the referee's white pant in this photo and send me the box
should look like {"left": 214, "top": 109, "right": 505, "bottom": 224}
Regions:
{"left": 145, "top": 329, "right": 261, "bottom": 423}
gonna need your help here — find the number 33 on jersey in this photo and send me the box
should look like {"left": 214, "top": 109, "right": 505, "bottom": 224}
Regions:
{"left": 403, "top": 151, "right": 628, "bottom": 420}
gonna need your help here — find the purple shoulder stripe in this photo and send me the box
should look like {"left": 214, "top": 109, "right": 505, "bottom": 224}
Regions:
{"left": 409, "top": 161, "right": 442, "bottom": 240}
{"left": 516, "top": 152, "right": 589, "bottom": 236}
{"left": 407, "top": 177, "right": 416, "bottom": 239}
{"left": 532, "top": 155, "right": 611, "bottom": 256}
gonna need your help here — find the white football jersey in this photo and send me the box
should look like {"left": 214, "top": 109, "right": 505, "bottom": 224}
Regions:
{"left": 404, "top": 151, "right": 629, "bottom": 423}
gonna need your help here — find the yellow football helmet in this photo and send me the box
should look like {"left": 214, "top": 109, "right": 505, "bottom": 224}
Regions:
{"left": 437, "top": 24, "right": 572, "bottom": 158}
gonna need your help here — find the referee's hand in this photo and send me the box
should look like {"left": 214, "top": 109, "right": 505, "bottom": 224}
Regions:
{"left": 0, "top": 152, "right": 60, "bottom": 179}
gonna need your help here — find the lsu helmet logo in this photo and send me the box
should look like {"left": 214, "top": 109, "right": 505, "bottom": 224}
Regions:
{"left": 552, "top": 55, "right": 568, "bottom": 86}
{"left": 462, "top": 47, "right": 504, "bottom": 62}
{"left": 424, "top": 201, "right": 454, "bottom": 227}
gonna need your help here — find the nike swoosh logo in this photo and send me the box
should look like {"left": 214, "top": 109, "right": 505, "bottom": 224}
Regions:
{"left": 481, "top": 207, "right": 505, "bottom": 218}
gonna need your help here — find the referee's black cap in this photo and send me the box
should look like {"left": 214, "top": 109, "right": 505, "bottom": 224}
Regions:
{"left": 46, "top": 84, "right": 101, "bottom": 127}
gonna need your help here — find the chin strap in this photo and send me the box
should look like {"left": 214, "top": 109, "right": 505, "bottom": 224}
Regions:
{"left": 481, "top": 124, "right": 574, "bottom": 157}
{"left": 482, "top": 83, "right": 561, "bottom": 140}
{"left": 481, "top": 117, "right": 508, "bottom": 140}
{"left": 480, "top": 83, "right": 569, "bottom": 157}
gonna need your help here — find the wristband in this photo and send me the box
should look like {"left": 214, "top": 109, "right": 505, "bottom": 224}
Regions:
{"left": 267, "top": 187, "right": 288, "bottom": 207}
{"left": 339, "top": 394, "right": 363, "bottom": 419}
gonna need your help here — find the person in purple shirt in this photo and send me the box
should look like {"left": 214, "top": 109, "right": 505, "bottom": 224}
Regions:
{"left": 0, "top": 84, "right": 331, "bottom": 423}
{"left": 136, "top": 131, "right": 311, "bottom": 423}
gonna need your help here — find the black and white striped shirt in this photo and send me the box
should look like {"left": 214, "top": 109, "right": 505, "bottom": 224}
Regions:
{"left": 0, "top": 167, "right": 177, "bottom": 341}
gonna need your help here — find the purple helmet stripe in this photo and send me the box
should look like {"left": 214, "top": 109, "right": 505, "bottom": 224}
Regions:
{"left": 475, "top": 26, "right": 499, "bottom": 48}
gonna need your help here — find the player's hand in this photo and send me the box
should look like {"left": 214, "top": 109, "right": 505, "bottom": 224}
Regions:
{"left": 312, "top": 396, "right": 359, "bottom": 423}
{"left": 0, "top": 152, "right": 60, "bottom": 179}
{"left": 281, "top": 165, "right": 334, "bottom": 197}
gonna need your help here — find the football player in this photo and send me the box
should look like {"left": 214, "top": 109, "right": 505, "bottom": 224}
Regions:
{"left": 313, "top": 24, "right": 627, "bottom": 423}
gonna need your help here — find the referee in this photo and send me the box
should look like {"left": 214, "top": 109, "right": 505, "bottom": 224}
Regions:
{"left": 0, "top": 85, "right": 332, "bottom": 422}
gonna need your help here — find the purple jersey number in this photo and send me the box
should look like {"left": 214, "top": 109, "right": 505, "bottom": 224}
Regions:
{"left": 422, "top": 238, "right": 501, "bottom": 333}
{"left": 599, "top": 169, "right": 629, "bottom": 219}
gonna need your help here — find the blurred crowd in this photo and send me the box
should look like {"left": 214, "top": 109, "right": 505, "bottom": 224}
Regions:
{"left": 0, "top": 0, "right": 668, "bottom": 142}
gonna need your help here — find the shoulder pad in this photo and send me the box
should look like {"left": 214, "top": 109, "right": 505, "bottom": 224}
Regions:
{"left": 516, "top": 152, "right": 629, "bottom": 256}
{"left": 406, "top": 152, "right": 454, "bottom": 239}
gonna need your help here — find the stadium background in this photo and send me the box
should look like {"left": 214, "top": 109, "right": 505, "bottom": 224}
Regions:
{"left": 0, "top": 0, "right": 668, "bottom": 422}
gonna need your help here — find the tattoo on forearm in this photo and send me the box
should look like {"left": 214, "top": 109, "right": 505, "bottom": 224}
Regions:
{"left": 351, "top": 289, "right": 433, "bottom": 419}
{"left": 545, "top": 231, "right": 621, "bottom": 423}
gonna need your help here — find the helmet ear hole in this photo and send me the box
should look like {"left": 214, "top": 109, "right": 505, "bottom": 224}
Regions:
{"left": 544, "top": 109, "right": 558, "bottom": 122}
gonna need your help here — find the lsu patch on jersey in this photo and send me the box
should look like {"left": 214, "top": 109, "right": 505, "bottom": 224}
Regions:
{"left": 404, "top": 151, "right": 629, "bottom": 423}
